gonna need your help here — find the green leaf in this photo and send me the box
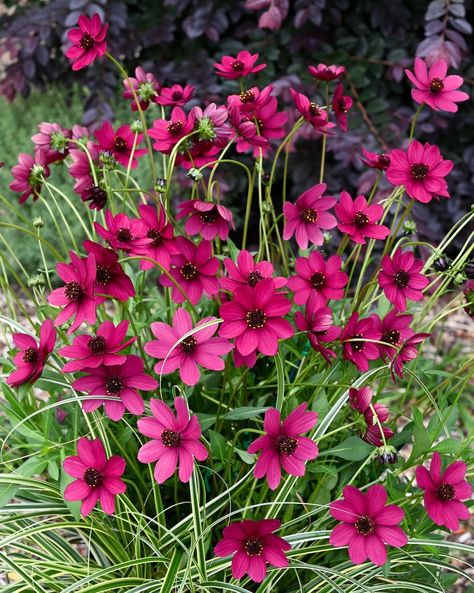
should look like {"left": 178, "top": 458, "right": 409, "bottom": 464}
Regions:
{"left": 16, "top": 456, "right": 48, "bottom": 477}
{"left": 322, "top": 436, "right": 374, "bottom": 461}
{"left": 0, "top": 483, "right": 19, "bottom": 509}
{"left": 408, "top": 424, "right": 432, "bottom": 462}
{"left": 60, "top": 470, "right": 81, "bottom": 520}
{"left": 209, "top": 430, "right": 227, "bottom": 462}
{"left": 433, "top": 438, "right": 462, "bottom": 455}
{"left": 225, "top": 406, "right": 269, "bottom": 420}
{"left": 235, "top": 448, "right": 255, "bottom": 464}
{"left": 47, "top": 459, "right": 59, "bottom": 481}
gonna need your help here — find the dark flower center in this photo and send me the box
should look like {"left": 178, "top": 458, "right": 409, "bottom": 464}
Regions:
{"left": 168, "top": 121, "right": 183, "bottom": 135}
{"left": 83, "top": 185, "right": 107, "bottom": 209}
{"left": 232, "top": 60, "right": 244, "bottom": 71}
{"left": 96, "top": 265, "right": 112, "bottom": 286}
{"left": 83, "top": 467, "right": 103, "bottom": 487}
{"left": 199, "top": 209, "right": 218, "bottom": 224}
{"left": 382, "top": 330, "right": 401, "bottom": 346}
{"left": 88, "top": 335, "right": 106, "bottom": 353}
{"left": 302, "top": 208, "right": 318, "bottom": 223}
{"left": 147, "top": 228, "right": 163, "bottom": 246}
{"left": 355, "top": 211, "right": 369, "bottom": 227}
{"left": 180, "top": 262, "right": 198, "bottom": 281}
{"left": 355, "top": 515, "right": 375, "bottom": 535}
{"left": 337, "top": 99, "right": 348, "bottom": 113}
{"left": 378, "top": 154, "right": 391, "bottom": 169}
{"left": 437, "top": 482, "right": 455, "bottom": 501}
{"left": 65, "top": 281, "right": 82, "bottom": 301}
{"left": 172, "top": 91, "right": 183, "bottom": 100}
{"left": 23, "top": 347, "right": 38, "bottom": 363}
{"left": 248, "top": 271, "right": 264, "bottom": 287}
{"left": 310, "top": 272, "right": 326, "bottom": 289}
{"left": 161, "top": 429, "right": 182, "bottom": 448}
{"left": 246, "top": 309, "right": 267, "bottom": 329}
{"left": 309, "top": 102, "right": 321, "bottom": 116}
{"left": 410, "top": 163, "right": 429, "bottom": 180}
{"left": 113, "top": 136, "right": 128, "bottom": 152}
{"left": 351, "top": 333, "right": 364, "bottom": 352}
{"left": 429, "top": 77, "right": 444, "bottom": 93}
{"left": 80, "top": 33, "right": 94, "bottom": 50}
{"left": 181, "top": 336, "right": 197, "bottom": 353}
{"left": 394, "top": 270, "right": 410, "bottom": 288}
{"left": 105, "top": 376, "right": 123, "bottom": 395}
{"left": 240, "top": 90, "right": 255, "bottom": 103}
{"left": 117, "top": 228, "right": 132, "bottom": 242}
{"left": 244, "top": 536, "right": 264, "bottom": 556}
{"left": 276, "top": 436, "right": 298, "bottom": 455}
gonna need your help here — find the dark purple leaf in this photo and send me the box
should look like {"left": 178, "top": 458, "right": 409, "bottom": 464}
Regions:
{"left": 425, "top": 18, "right": 444, "bottom": 35}
{"left": 448, "top": 2, "right": 465, "bottom": 17}
{"left": 22, "top": 58, "right": 36, "bottom": 78}
{"left": 425, "top": 0, "right": 447, "bottom": 20}
{"left": 259, "top": 6, "right": 283, "bottom": 30}
{"left": 450, "top": 18, "right": 472, "bottom": 34}
{"left": 244, "top": 0, "right": 270, "bottom": 9}
{"left": 69, "top": 0, "right": 89, "bottom": 9}
{"left": 64, "top": 10, "right": 81, "bottom": 27}
{"left": 445, "top": 28, "right": 468, "bottom": 51}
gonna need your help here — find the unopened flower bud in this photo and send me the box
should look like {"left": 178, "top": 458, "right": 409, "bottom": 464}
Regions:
{"left": 433, "top": 255, "right": 451, "bottom": 272}
{"left": 323, "top": 232, "right": 332, "bottom": 244}
{"left": 187, "top": 168, "right": 202, "bottom": 182}
{"left": 262, "top": 202, "right": 272, "bottom": 214}
{"left": 464, "top": 261, "right": 474, "bottom": 280}
{"left": 376, "top": 445, "right": 398, "bottom": 465}
{"left": 130, "top": 120, "right": 143, "bottom": 133}
{"left": 403, "top": 220, "right": 417, "bottom": 234}
{"left": 262, "top": 173, "right": 271, "bottom": 185}
{"left": 154, "top": 177, "right": 167, "bottom": 193}
{"left": 454, "top": 273, "right": 465, "bottom": 285}
{"left": 99, "top": 150, "right": 117, "bottom": 169}
{"left": 33, "top": 216, "right": 45, "bottom": 228}
{"left": 27, "top": 273, "right": 45, "bottom": 287}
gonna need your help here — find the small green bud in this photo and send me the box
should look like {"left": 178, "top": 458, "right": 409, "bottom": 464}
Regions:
{"left": 154, "top": 177, "right": 167, "bottom": 193}
{"left": 27, "top": 273, "right": 45, "bottom": 287}
{"left": 403, "top": 220, "right": 417, "bottom": 234}
{"left": 454, "top": 273, "right": 465, "bottom": 285}
{"left": 186, "top": 167, "right": 203, "bottom": 182}
{"left": 33, "top": 216, "right": 45, "bottom": 228}
{"left": 323, "top": 232, "right": 332, "bottom": 244}
{"left": 130, "top": 120, "right": 143, "bottom": 133}
{"left": 262, "top": 202, "right": 272, "bottom": 214}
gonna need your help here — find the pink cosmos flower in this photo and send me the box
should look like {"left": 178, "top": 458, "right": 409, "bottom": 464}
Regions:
{"left": 148, "top": 107, "right": 195, "bottom": 154}
{"left": 416, "top": 452, "right": 472, "bottom": 531}
{"left": 308, "top": 63, "right": 345, "bottom": 81}
{"left": 84, "top": 240, "right": 136, "bottom": 301}
{"left": 94, "top": 210, "right": 149, "bottom": 253}
{"left": 145, "top": 308, "right": 233, "bottom": 386}
{"left": 68, "top": 142, "right": 100, "bottom": 195}
{"left": 283, "top": 183, "right": 337, "bottom": 250}
{"left": 94, "top": 122, "right": 147, "bottom": 168}
{"left": 123, "top": 66, "right": 160, "bottom": 111}
{"left": 288, "top": 252, "right": 348, "bottom": 308}
{"left": 59, "top": 320, "right": 136, "bottom": 373}
{"left": 156, "top": 83, "right": 194, "bottom": 107}
{"left": 159, "top": 237, "right": 220, "bottom": 305}
{"left": 63, "top": 437, "right": 126, "bottom": 516}
{"left": 248, "top": 404, "right": 318, "bottom": 490}
{"left": 340, "top": 313, "right": 381, "bottom": 372}
{"left": 131, "top": 204, "right": 178, "bottom": 270}
{"left": 386, "top": 140, "right": 453, "bottom": 203}
{"left": 290, "top": 89, "right": 335, "bottom": 132}
{"left": 214, "top": 519, "right": 290, "bottom": 582}
{"left": 348, "top": 386, "right": 373, "bottom": 413}
{"left": 176, "top": 200, "right": 234, "bottom": 241}
{"left": 332, "top": 83, "right": 353, "bottom": 131}
{"left": 65, "top": 13, "right": 108, "bottom": 71}
{"left": 405, "top": 57, "right": 469, "bottom": 113}
{"left": 193, "top": 103, "right": 233, "bottom": 147}
{"left": 228, "top": 106, "right": 268, "bottom": 151}
{"left": 379, "top": 248, "right": 429, "bottom": 311}
{"left": 294, "top": 303, "right": 341, "bottom": 363}
{"left": 360, "top": 148, "right": 391, "bottom": 171}
{"left": 329, "top": 485, "right": 407, "bottom": 566}
{"left": 221, "top": 249, "right": 286, "bottom": 292}
{"left": 219, "top": 279, "right": 294, "bottom": 357}
{"left": 389, "top": 332, "right": 430, "bottom": 380}
{"left": 137, "top": 396, "right": 208, "bottom": 483}
{"left": 372, "top": 309, "right": 414, "bottom": 359}
{"left": 32, "top": 122, "right": 72, "bottom": 164}
{"left": 72, "top": 354, "right": 158, "bottom": 421}
{"left": 237, "top": 97, "right": 287, "bottom": 156}
{"left": 335, "top": 191, "right": 390, "bottom": 244}
{"left": 363, "top": 403, "right": 394, "bottom": 446}
{"left": 48, "top": 252, "right": 103, "bottom": 334}
{"left": 227, "top": 85, "right": 274, "bottom": 116}
{"left": 7, "top": 320, "right": 56, "bottom": 387}
{"left": 214, "top": 51, "right": 266, "bottom": 79}
{"left": 10, "top": 151, "right": 50, "bottom": 204}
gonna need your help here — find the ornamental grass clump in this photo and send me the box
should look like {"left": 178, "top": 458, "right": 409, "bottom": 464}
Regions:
{"left": 0, "top": 13, "right": 473, "bottom": 593}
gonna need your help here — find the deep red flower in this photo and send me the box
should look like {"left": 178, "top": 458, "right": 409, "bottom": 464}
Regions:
{"left": 10, "top": 151, "right": 50, "bottom": 204}
{"left": 222, "top": 249, "right": 286, "bottom": 293}
{"left": 68, "top": 142, "right": 100, "bottom": 196}
{"left": 176, "top": 200, "right": 235, "bottom": 241}
{"left": 94, "top": 210, "right": 149, "bottom": 253}
{"left": 389, "top": 332, "right": 430, "bottom": 380}
{"left": 290, "top": 89, "right": 335, "bottom": 133}
{"left": 340, "top": 313, "right": 381, "bottom": 372}
{"left": 131, "top": 204, "right": 178, "bottom": 270}
{"left": 65, "top": 13, "right": 108, "bottom": 71}
{"left": 94, "top": 122, "right": 147, "bottom": 168}
{"left": 348, "top": 386, "right": 373, "bottom": 413}
{"left": 335, "top": 191, "right": 390, "bottom": 244}
{"left": 234, "top": 97, "right": 287, "bottom": 156}
{"left": 123, "top": 67, "right": 160, "bottom": 111}
{"left": 156, "top": 83, "right": 194, "bottom": 107}
{"left": 84, "top": 240, "right": 136, "bottom": 301}
{"left": 308, "top": 63, "right": 345, "bottom": 81}
{"left": 227, "top": 85, "right": 274, "bottom": 116}
{"left": 363, "top": 403, "right": 394, "bottom": 446}
{"left": 214, "top": 51, "right": 266, "bottom": 79}
{"left": 332, "top": 83, "right": 353, "bottom": 131}
{"left": 294, "top": 303, "right": 341, "bottom": 363}
{"left": 360, "top": 148, "right": 391, "bottom": 171}
{"left": 379, "top": 248, "right": 429, "bottom": 311}
{"left": 148, "top": 107, "right": 195, "bottom": 154}
{"left": 32, "top": 122, "right": 72, "bottom": 164}
{"left": 372, "top": 309, "right": 414, "bottom": 359}
{"left": 228, "top": 105, "right": 268, "bottom": 151}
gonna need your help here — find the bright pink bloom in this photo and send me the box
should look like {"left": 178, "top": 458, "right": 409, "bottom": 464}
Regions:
{"left": 227, "top": 85, "right": 274, "bottom": 116}
{"left": 131, "top": 204, "right": 178, "bottom": 270}
{"left": 228, "top": 106, "right": 268, "bottom": 151}
{"left": 290, "top": 89, "right": 335, "bottom": 132}
{"left": 148, "top": 107, "right": 195, "bottom": 154}
{"left": 283, "top": 183, "right": 337, "bottom": 250}
{"left": 72, "top": 354, "right": 158, "bottom": 421}
{"left": 294, "top": 303, "right": 341, "bottom": 363}
{"left": 363, "top": 403, "right": 394, "bottom": 446}
{"left": 84, "top": 240, "right": 136, "bottom": 301}
{"left": 372, "top": 309, "right": 414, "bottom": 359}
{"left": 193, "top": 103, "right": 232, "bottom": 146}
{"left": 68, "top": 142, "right": 100, "bottom": 195}
{"left": 222, "top": 249, "right": 286, "bottom": 292}
{"left": 330, "top": 485, "right": 407, "bottom": 566}
{"left": 145, "top": 308, "right": 233, "bottom": 386}
{"left": 48, "top": 252, "right": 103, "bottom": 334}
{"left": 405, "top": 57, "right": 469, "bottom": 113}
{"left": 340, "top": 313, "right": 381, "bottom": 372}
{"left": 59, "top": 320, "right": 136, "bottom": 373}
{"left": 335, "top": 191, "right": 390, "bottom": 244}
{"left": 214, "top": 51, "right": 266, "bottom": 79}
{"left": 7, "top": 320, "right": 56, "bottom": 387}
{"left": 176, "top": 200, "right": 234, "bottom": 241}
{"left": 94, "top": 210, "right": 149, "bottom": 253}
{"left": 94, "top": 121, "right": 147, "bottom": 168}
{"left": 137, "top": 396, "right": 208, "bottom": 483}
{"left": 389, "top": 332, "right": 430, "bottom": 380}
{"left": 156, "top": 83, "right": 194, "bottom": 107}
{"left": 387, "top": 140, "right": 453, "bottom": 203}
{"left": 348, "top": 386, "right": 373, "bottom": 413}
{"left": 219, "top": 279, "right": 294, "bottom": 357}
{"left": 379, "top": 248, "right": 429, "bottom": 311}
{"left": 248, "top": 404, "right": 318, "bottom": 490}
{"left": 332, "top": 83, "right": 353, "bottom": 131}
{"left": 214, "top": 519, "right": 290, "bottom": 582}
{"left": 237, "top": 97, "right": 287, "bottom": 156}
{"left": 416, "top": 452, "right": 472, "bottom": 531}
{"left": 123, "top": 67, "right": 160, "bottom": 111}
{"left": 32, "top": 122, "right": 72, "bottom": 163}
{"left": 159, "top": 237, "right": 220, "bottom": 305}
{"left": 63, "top": 437, "right": 126, "bottom": 516}
{"left": 10, "top": 151, "right": 50, "bottom": 204}
{"left": 65, "top": 13, "right": 108, "bottom": 71}
{"left": 288, "top": 252, "right": 348, "bottom": 308}
{"left": 360, "top": 148, "right": 391, "bottom": 171}
{"left": 308, "top": 63, "right": 345, "bottom": 81}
